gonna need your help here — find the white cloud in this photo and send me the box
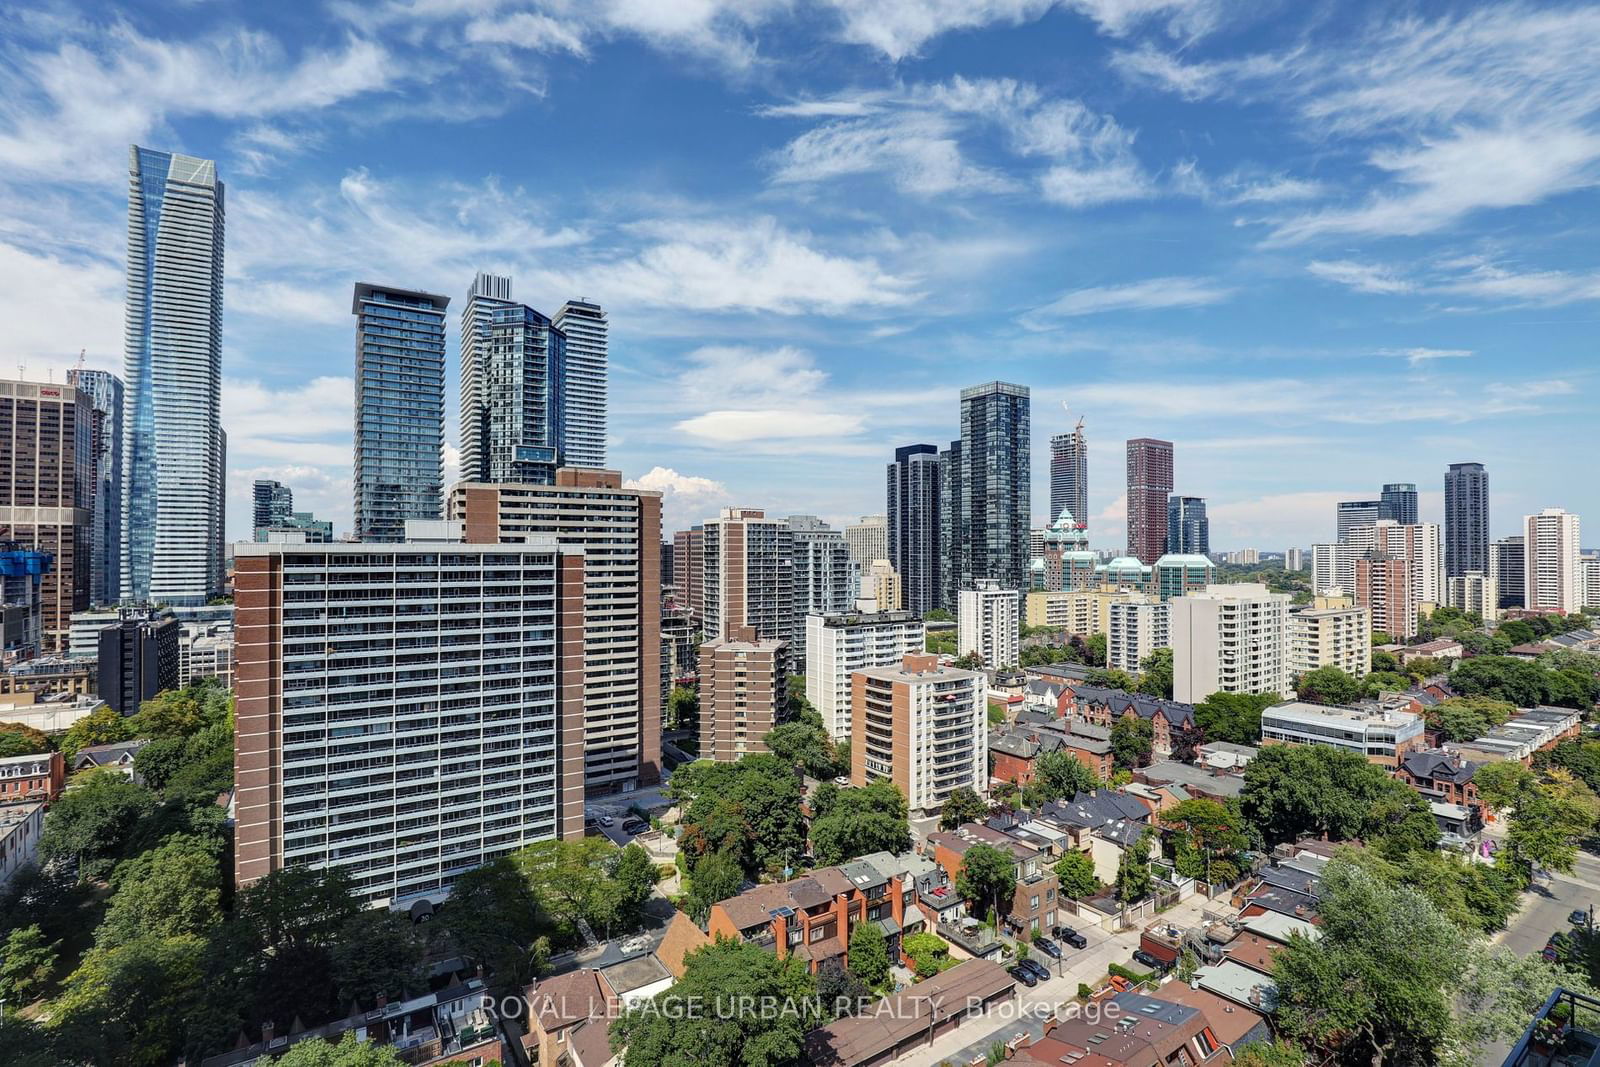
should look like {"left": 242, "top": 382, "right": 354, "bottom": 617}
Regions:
{"left": 675, "top": 409, "right": 866, "bottom": 442}
{"left": 1306, "top": 259, "right": 1415, "bottom": 295}
{"left": 0, "top": 239, "right": 123, "bottom": 368}
{"left": 676, "top": 346, "right": 828, "bottom": 406}
{"left": 1024, "top": 276, "right": 1233, "bottom": 321}
{"left": 624, "top": 465, "right": 732, "bottom": 530}
{"left": 764, "top": 76, "right": 1152, "bottom": 207}
{"left": 1383, "top": 347, "right": 1472, "bottom": 368}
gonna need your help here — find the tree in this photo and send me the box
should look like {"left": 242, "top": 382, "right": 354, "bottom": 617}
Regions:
{"left": 1295, "top": 666, "right": 1361, "bottom": 705}
{"left": 1542, "top": 737, "right": 1600, "bottom": 795}
{"left": 676, "top": 755, "right": 808, "bottom": 878}
{"left": 1230, "top": 1042, "right": 1307, "bottom": 1067}
{"left": 1435, "top": 704, "right": 1491, "bottom": 743}
{"left": 1451, "top": 656, "right": 1553, "bottom": 708}
{"left": 1338, "top": 845, "right": 1524, "bottom": 935}
{"left": 940, "top": 786, "right": 989, "bottom": 830}
{"left": 925, "top": 608, "right": 953, "bottom": 622}
{"left": 1193, "top": 692, "right": 1276, "bottom": 746}
{"left": 1136, "top": 648, "right": 1173, "bottom": 699}
{"left": 274, "top": 1033, "right": 409, "bottom": 1066}
{"left": 764, "top": 719, "right": 847, "bottom": 780}
{"left": 1371, "top": 650, "right": 1401, "bottom": 674}
{"left": 58, "top": 705, "right": 136, "bottom": 763}
{"left": 610, "top": 939, "right": 818, "bottom": 1067}
{"left": 1052, "top": 851, "right": 1100, "bottom": 900}
{"left": 816, "top": 960, "right": 872, "bottom": 1017}
{"left": 1033, "top": 749, "right": 1098, "bottom": 802}
{"left": 443, "top": 858, "right": 548, "bottom": 997}
{"left": 902, "top": 932, "right": 953, "bottom": 978}
{"left": 515, "top": 837, "right": 624, "bottom": 936}
{"left": 50, "top": 933, "right": 209, "bottom": 1067}
{"left": 96, "top": 833, "right": 222, "bottom": 946}
{"left": 1110, "top": 716, "right": 1154, "bottom": 770}
{"left": 1359, "top": 670, "right": 1413, "bottom": 698}
{"left": 0, "top": 924, "right": 58, "bottom": 1003}
{"left": 1114, "top": 832, "right": 1153, "bottom": 903}
{"left": 1163, "top": 798, "right": 1246, "bottom": 857}
{"left": 1273, "top": 860, "right": 1465, "bottom": 1066}
{"left": 233, "top": 865, "right": 364, "bottom": 1030}
{"left": 0, "top": 1016, "right": 58, "bottom": 1067}
{"left": 1084, "top": 632, "right": 1107, "bottom": 666}
{"left": 847, "top": 919, "right": 890, "bottom": 989}
{"left": 1505, "top": 771, "right": 1600, "bottom": 875}
{"left": 956, "top": 844, "right": 1016, "bottom": 919}
{"left": 0, "top": 721, "right": 51, "bottom": 757}
{"left": 614, "top": 844, "right": 658, "bottom": 930}
{"left": 330, "top": 909, "right": 428, "bottom": 1008}
{"left": 1371, "top": 630, "right": 1394, "bottom": 646}
{"left": 1239, "top": 745, "right": 1436, "bottom": 850}
{"left": 1471, "top": 760, "right": 1534, "bottom": 814}
{"left": 1085, "top": 668, "right": 1136, "bottom": 690}
{"left": 39, "top": 768, "right": 156, "bottom": 880}
{"left": 686, "top": 849, "right": 745, "bottom": 926}
{"left": 667, "top": 685, "right": 699, "bottom": 730}
{"left": 810, "top": 779, "right": 911, "bottom": 865}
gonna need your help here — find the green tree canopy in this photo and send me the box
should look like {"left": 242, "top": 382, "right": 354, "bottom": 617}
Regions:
{"left": 939, "top": 785, "right": 989, "bottom": 830}
{"left": 610, "top": 939, "right": 818, "bottom": 1067}
{"left": 1052, "top": 851, "right": 1100, "bottom": 900}
{"left": 674, "top": 755, "right": 808, "bottom": 878}
{"left": 1239, "top": 745, "right": 1437, "bottom": 850}
{"left": 667, "top": 685, "right": 699, "bottom": 730}
{"left": 1192, "top": 691, "right": 1276, "bottom": 746}
{"left": 1294, "top": 666, "right": 1361, "bottom": 705}
{"left": 1110, "top": 716, "right": 1154, "bottom": 770}
{"left": 0, "top": 924, "right": 58, "bottom": 1004}
{"left": 847, "top": 919, "right": 890, "bottom": 989}
{"left": 1032, "top": 749, "right": 1099, "bottom": 802}
{"left": 329, "top": 909, "right": 428, "bottom": 1008}
{"left": 514, "top": 837, "right": 627, "bottom": 938}
{"left": 58, "top": 705, "right": 136, "bottom": 763}
{"left": 442, "top": 858, "right": 548, "bottom": 997}
{"left": 273, "top": 1033, "right": 410, "bottom": 1066}
{"left": 0, "top": 721, "right": 51, "bottom": 757}
{"left": 97, "top": 832, "right": 222, "bottom": 946}
{"left": 1451, "top": 655, "right": 1557, "bottom": 708}
{"left": 956, "top": 843, "right": 1016, "bottom": 919}
{"left": 39, "top": 768, "right": 157, "bottom": 880}
{"left": 1085, "top": 667, "right": 1136, "bottom": 691}
{"left": 1136, "top": 648, "right": 1174, "bottom": 699}
{"left": 1114, "top": 831, "right": 1153, "bottom": 903}
{"left": 1505, "top": 770, "right": 1600, "bottom": 875}
{"left": 809, "top": 779, "right": 911, "bottom": 865}
{"left": 686, "top": 848, "right": 745, "bottom": 926}
{"left": 901, "top": 932, "right": 953, "bottom": 979}
{"left": 49, "top": 933, "right": 209, "bottom": 1067}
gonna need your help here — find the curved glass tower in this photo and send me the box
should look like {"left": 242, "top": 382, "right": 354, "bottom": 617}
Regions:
{"left": 121, "top": 146, "right": 225, "bottom": 606}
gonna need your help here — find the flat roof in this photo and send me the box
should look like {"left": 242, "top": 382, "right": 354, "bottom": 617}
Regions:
{"left": 351, "top": 281, "right": 450, "bottom": 312}
{"left": 1264, "top": 700, "right": 1422, "bottom": 729}
{"left": 1241, "top": 911, "right": 1320, "bottom": 944}
{"left": 1196, "top": 960, "right": 1279, "bottom": 1012}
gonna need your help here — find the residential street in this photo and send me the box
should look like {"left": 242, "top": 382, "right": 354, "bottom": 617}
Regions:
{"left": 1476, "top": 847, "right": 1600, "bottom": 1066}
{"left": 888, "top": 894, "right": 1217, "bottom": 1065}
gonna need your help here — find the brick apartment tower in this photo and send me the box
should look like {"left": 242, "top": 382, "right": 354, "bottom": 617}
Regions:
{"left": 450, "top": 468, "right": 663, "bottom": 791}
{"left": 233, "top": 539, "right": 587, "bottom": 907}
{"left": 698, "top": 624, "right": 784, "bottom": 762}
{"left": 1126, "top": 438, "right": 1174, "bottom": 565}
{"left": 0, "top": 380, "right": 93, "bottom": 650}
{"left": 1356, "top": 553, "right": 1415, "bottom": 639}
{"left": 851, "top": 652, "right": 986, "bottom": 814}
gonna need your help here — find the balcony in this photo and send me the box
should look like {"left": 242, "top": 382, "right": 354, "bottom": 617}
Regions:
{"left": 1502, "top": 987, "right": 1600, "bottom": 1067}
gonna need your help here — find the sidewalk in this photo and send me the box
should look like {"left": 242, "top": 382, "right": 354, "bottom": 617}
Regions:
{"left": 890, "top": 893, "right": 1216, "bottom": 1065}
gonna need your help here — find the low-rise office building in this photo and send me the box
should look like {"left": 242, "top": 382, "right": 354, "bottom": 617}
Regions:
{"left": 1260, "top": 700, "right": 1425, "bottom": 767}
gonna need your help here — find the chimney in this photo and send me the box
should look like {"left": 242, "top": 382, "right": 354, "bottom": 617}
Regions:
{"left": 1249, "top": 987, "right": 1262, "bottom": 1006}
{"left": 377, "top": 993, "right": 388, "bottom": 1009}
{"left": 262, "top": 1021, "right": 275, "bottom": 1045}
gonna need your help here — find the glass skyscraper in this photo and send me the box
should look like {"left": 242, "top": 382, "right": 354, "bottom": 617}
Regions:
{"left": 121, "top": 146, "right": 225, "bottom": 605}
{"left": 352, "top": 283, "right": 448, "bottom": 542}
{"left": 66, "top": 368, "right": 123, "bottom": 607}
{"left": 1049, "top": 422, "right": 1088, "bottom": 529}
{"left": 459, "top": 274, "right": 566, "bottom": 486}
{"left": 1166, "top": 495, "right": 1209, "bottom": 556}
{"left": 553, "top": 299, "right": 608, "bottom": 469}
{"left": 886, "top": 443, "right": 942, "bottom": 615}
{"left": 1445, "top": 462, "right": 1490, "bottom": 578}
{"left": 1380, "top": 482, "right": 1418, "bottom": 524}
{"left": 950, "top": 382, "right": 1030, "bottom": 601}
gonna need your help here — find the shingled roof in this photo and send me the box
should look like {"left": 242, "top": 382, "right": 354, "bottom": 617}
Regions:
{"left": 1073, "top": 685, "right": 1196, "bottom": 728}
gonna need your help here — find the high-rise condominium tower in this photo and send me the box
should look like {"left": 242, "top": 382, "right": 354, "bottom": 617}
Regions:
{"left": 886, "top": 444, "right": 942, "bottom": 615}
{"left": 352, "top": 284, "right": 447, "bottom": 542}
{"left": 459, "top": 273, "right": 565, "bottom": 485}
{"left": 1444, "top": 462, "right": 1489, "bottom": 578}
{"left": 0, "top": 381, "right": 93, "bottom": 649}
{"left": 701, "top": 508, "right": 794, "bottom": 647}
{"left": 66, "top": 369, "right": 123, "bottom": 606}
{"left": 1126, "top": 438, "right": 1173, "bottom": 565}
{"left": 252, "top": 479, "right": 293, "bottom": 534}
{"left": 1380, "top": 483, "right": 1418, "bottom": 524}
{"left": 1524, "top": 508, "right": 1582, "bottom": 613}
{"left": 122, "top": 147, "right": 225, "bottom": 605}
{"left": 1050, "top": 422, "right": 1087, "bottom": 532}
{"left": 1336, "top": 500, "right": 1381, "bottom": 542}
{"left": 787, "top": 516, "right": 857, "bottom": 626}
{"left": 843, "top": 515, "right": 887, "bottom": 566}
{"left": 1166, "top": 495, "right": 1208, "bottom": 556}
{"left": 951, "top": 382, "right": 1030, "bottom": 600}
{"left": 553, "top": 299, "right": 607, "bottom": 469}
{"left": 1490, "top": 536, "right": 1526, "bottom": 609}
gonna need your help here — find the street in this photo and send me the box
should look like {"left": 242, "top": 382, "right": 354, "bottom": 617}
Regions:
{"left": 1476, "top": 847, "right": 1600, "bottom": 1066}
{"left": 889, "top": 893, "right": 1217, "bottom": 1065}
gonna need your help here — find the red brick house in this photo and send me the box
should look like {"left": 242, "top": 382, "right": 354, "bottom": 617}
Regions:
{"left": 0, "top": 751, "right": 63, "bottom": 805}
{"left": 1068, "top": 686, "right": 1196, "bottom": 759}
{"left": 926, "top": 823, "right": 1060, "bottom": 936}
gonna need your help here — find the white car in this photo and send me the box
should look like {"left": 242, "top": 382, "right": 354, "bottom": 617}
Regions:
{"left": 833, "top": 776, "right": 851, "bottom": 787}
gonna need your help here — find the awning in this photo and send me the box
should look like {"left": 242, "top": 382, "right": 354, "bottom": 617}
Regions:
{"left": 875, "top": 916, "right": 902, "bottom": 937}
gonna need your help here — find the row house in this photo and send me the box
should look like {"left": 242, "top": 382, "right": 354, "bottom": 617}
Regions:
{"left": 1010, "top": 990, "right": 1231, "bottom": 1067}
{"left": 925, "top": 822, "right": 1061, "bottom": 936}
{"left": 989, "top": 719, "right": 1114, "bottom": 785}
{"left": 706, "top": 857, "right": 920, "bottom": 973}
{"left": 1035, "top": 789, "right": 1154, "bottom": 885}
{"left": 1395, "top": 749, "right": 1481, "bottom": 809}
{"left": 1068, "top": 685, "right": 1197, "bottom": 759}
{"left": 0, "top": 751, "right": 63, "bottom": 806}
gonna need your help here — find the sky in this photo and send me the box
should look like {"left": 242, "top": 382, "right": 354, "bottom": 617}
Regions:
{"left": 2, "top": 1, "right": 1597, "bottom": 550}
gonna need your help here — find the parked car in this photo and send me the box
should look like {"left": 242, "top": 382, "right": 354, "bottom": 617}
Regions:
{"left": 1021, "top": 958, "right": 1052, "bottom": 982}
{"left": 1007, "top": 964, "right": 1038, "bottom": 988}
{"left": 833, "top": 776, "right": 851, "bottom": 787}
{"left": 1035, "top": 937, "right": 1062, "bottom": 959}
{"left": 1543, "top": 933, "right": 1572, "bottom": 964}
{"left": 1055, "top": 927, "right": 1087, "bottom": 950}
{"left": 621, "top": 819, "right": 648, "bottom": 834}
{"left": 598, "top": 815, "right": 615, "bottom": 827}
{"left": 1570, "top": 909, "right": 1590, "bottom": 926}
{"left": 1132, "top": 950, "right": 1165, "bottom": 971}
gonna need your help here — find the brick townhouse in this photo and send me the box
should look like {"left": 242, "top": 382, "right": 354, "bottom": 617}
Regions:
{"left": 1068, "top": 685, "right": 1196, "bottom": 759}
{"left": 926, "top": 823, "right": 1061, "bottom": 936}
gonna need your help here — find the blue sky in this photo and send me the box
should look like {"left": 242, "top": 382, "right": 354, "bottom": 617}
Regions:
{"left": 2, "top": 1, "right": 1596, "bottom": 549}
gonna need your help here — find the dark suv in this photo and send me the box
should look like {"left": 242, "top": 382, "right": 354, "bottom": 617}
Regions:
{"left": 1054, "top": 926, "right": 1088, "bottom": 949}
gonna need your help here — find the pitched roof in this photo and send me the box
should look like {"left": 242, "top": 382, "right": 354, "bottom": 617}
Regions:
{"left": 527, "top": 969, "right": 614, "bottom": 1031}
{"left": 1040, "top": 789, "right": 1149, "bottom": 832}
{"left": 654, "top": 911, "right": 710, "bottom": 979}
{"left": 1401, "top": 748, "right": 1478, "bottom": 785}
{"left": 1072, "top": 685, "right": 1196, "bottom": 728}
{"left": 1151, "top": 981, "right": 1268, "bottom": 1048}
{"left": 803, "top": 960, "right": 1015, "bottom": 1066}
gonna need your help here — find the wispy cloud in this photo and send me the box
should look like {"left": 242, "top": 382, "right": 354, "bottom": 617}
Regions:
{"left": 1381, "top": 347, "right": 1473, "bottom": 368}
{"left": 1023, "top": 276, "right": 1234, "bottom": 323}
{"left": 1306, "top": 259, "right": 1415, "bottom": 295}
{"left": 1308, "top": 255, "right": 1600, "bottom": 309}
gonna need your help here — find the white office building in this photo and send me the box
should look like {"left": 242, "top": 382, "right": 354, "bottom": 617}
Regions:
{"left": 958, "top": 579, "right": 1019, "bottom": 668}
{"left": 1524, "top": 508, "right": 1582, "bottom": 613}
{"left": 804, "top": 611, "right": 925, "bottom": 740}
{"left": 1170, "top": 583, "right": 1292, "bottom": 703}
{"left": 1261, "top": 701, "right": 1424, "bottom": 767}
{"left": 843, "top": 515, "right": 888, "bottom": 566}
{"left": 122, "top": 147, "right": 226, "bottom": 605}
{"left": 1107, "top": 597, "right": 1168, "bottom": 674}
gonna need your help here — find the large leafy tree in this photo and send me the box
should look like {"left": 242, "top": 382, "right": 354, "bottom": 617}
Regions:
{"left": 1295, "top": 666, "right": 1361, "bottom": 705}
{"left": 0, "top": 721, "right": 51, "bottom": 757}
{"left": 1505, "top": 770, "right": 1600, "bottom": 875}
{"left": 613, "top": 843, "right": 659, "bottom": 930}
{"left": 686, "top": 848, "right": 745, "bottom": 926}
{"left": 1192, "top": 691, "right": 1276, "bottom": 746}
{"left": 1110, "top": 716, "right": 1154, "bottom": 770}
{"left": 1239, "top": 744, "right": 1437, "bottom": 850}
{"left": 1450, "top": 655, "right": 1556, "bottom": 708}
{"left": 232, "top": 866, "right": 364, "bottom": 1030}
{"left": 1033, "top": 750, "right": 1098, "bottom": 802}
{"left": 96, "top": 832, "right": 222, "bottom": 946}
{"left": 443, "top": 858, "right": 548, "bottom": 997}
{"left": 1136, "top": 648, "right": 1174, "bottom": 699}
{"left": 610, "top": 939, "right": 819, "bottom": 1067}
{"left": 1052, "top": 851, "right": 1100, "bottom": 900}
{"left": 847, "top": 919, "right": 890, "bottom": 989}
{"left": 58, "top": 705, "right": 136, "bottom": 762}
{"left": 809, "top": 779, "right": 910, "bottom": 865}
{"left": 273, "top": 1033, "right": 409, "bottom": 1066}
{"left": 39, "top": 768, "right": 157, "bottom": 880}
{"left": 667, "top": 685, "right": 699, "bottom": 731}
{"left": 763, "top": 720, "right": 847, "bottom": 780}
{"left": 514, "top": 837, "right": 626, "bottom": 937}
{"left": 939, "top": 785, "right": 989, "bottom": 830}
{"left": 0, "top": 924, "right": 58, "bottom": 1003}
{"left": 676, "top": 755, "right": 808, "bottom": 877}
{"left": 329, "top": 909, "right": 428, "bottom": 1008}
{"left": 50, "top": 933, "right": 209, "bottom": 1067}
{"left": 1114, "top": 831, "right": 1154, "bottom": 903}
{"left": 956, "top": 843, "right": 1016, "bottom": 920}
{"left": 1085, "top": 668, "right": 1137, "bottom": 691}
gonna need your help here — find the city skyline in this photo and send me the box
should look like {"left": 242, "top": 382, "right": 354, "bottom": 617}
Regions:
{"left": 3, "top": 4, "right": 1598, "bottom": 548}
